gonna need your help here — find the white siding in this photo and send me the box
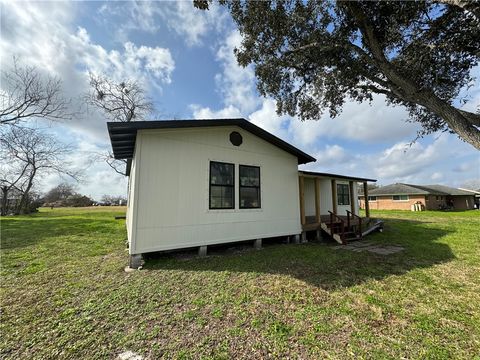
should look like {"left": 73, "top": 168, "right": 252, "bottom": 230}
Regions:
{"left": 304, "top": 178, "right": 316, "bottom": 217}
{"left": 319, "top": 179, "right": 333, "bottom": 215}
{"left": 126, "top": 155, "right": 139, "bottom": 249}
{"left": 130, "top": 126, "right": 301, "bottom": 254}
{"left": 304, "top": 177, "right": 360, "bottom": 216}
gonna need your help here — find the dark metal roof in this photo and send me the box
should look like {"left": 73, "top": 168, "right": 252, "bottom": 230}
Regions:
{"left": 299, "top": 170, "right": 376, "bottom": 182}
{"left": 107, "top": 119, "right": 316, "bottom": 164}
{"left": 364, "top": 183, "right": 476, "bottom": 196}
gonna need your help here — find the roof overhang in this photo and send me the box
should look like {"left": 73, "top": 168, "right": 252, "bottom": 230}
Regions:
{"left": 108, "top": 119, "right": 316, "bottom": 165}
{"left": 299, "top": 170, "right": 376, "bottom": 183}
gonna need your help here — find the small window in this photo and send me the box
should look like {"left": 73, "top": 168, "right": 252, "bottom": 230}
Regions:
{"left": 209, "top": 161, "right": 234, "bottom": 209}
{"left": 239, "top": 165, "right": 260, "bottom": 209}
{"left": 368, "top": 196, "right": 377, "bottom": 201}
{"left": 337, "top": 184, "right": 350, "bottom": 205}
{"left": 393, "top": 195, "right": 409, "bottom": 201}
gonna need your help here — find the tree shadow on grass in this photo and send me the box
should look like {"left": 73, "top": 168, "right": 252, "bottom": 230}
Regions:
{"left": 143, "top": 219, "right": 455, "bottom": 290}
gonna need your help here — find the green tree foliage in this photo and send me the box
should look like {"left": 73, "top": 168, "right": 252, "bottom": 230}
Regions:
{"left": 42, "top": 183, "right": 94, "bottom": 207}
{"left": 196, "top": 0, "right": 480, "bottom": 149}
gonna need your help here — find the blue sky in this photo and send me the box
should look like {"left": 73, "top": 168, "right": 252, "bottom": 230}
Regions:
{"left": 1, "top": 1, "right": 479, "bottom": 200}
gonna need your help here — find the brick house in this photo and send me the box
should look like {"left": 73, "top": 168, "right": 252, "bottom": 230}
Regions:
{"left": 359, "top": 183, "right": 478, "bottom": 211}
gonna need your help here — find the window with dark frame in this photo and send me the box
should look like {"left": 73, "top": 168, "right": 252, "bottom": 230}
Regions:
{"left": 337, "top": 184, "right": 350, "bottom": 205}
{"left": 239, "top": 165, "right": 261, "bottom": 209}
{"left": 368, "top": 196, "right": 377, "bottom": 201}
{"left": 209, "top": 161, "right": 234, "bottom": 209}
{"left": 393, "top": 195, "right": 409, "bottom": 201}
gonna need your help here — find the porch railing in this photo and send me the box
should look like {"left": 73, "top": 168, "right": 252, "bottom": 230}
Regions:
{"left": 346, "top": 210, "right": 363, "bottom": 239}
{"left": 328, "top": 211, "right": 346, "bottom": 241}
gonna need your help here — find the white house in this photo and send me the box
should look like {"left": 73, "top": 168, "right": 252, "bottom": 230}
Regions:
{"left": 108, "top": 119, "right": 376, "bottom": 268}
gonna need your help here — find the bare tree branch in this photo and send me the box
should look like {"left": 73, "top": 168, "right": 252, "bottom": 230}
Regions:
{"left": 0, "top": 126, "right": 81, "bottom": 214}
{"left": 84, "top": 73, "right": 154, "bottom": 177}
{"left": 84, "top": 73, "right": 153, "bottom": 123}
{"left": 0, "top": 58, "right": 73, "bottom": 125}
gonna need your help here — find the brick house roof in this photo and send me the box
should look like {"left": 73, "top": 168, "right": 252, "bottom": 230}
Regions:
{"left": 362, "top": 183, "right": 475, "bottom": 197}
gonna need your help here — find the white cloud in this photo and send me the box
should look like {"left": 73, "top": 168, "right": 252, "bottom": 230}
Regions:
{"left": 365, "top": 133, "right": 476, "bottom": 185}
{"left": 97, "top": 1, "right": 229, "bottom": 47}
{"left": 431, "top": 172, "right": 443, "bottom": 181}
{"left": 190, "top": 104, "right": 243, "bottom": 119}
{"left": 453, "top": 163, "right": 471, "bottom": 173}
{"left": 158, "top": 2, "right": 229, "bottom": 46}
{"left": 187, "top": 29, "right": 260, "bottom": 119}
{"left": 1, "top": 2, "right": 175, "bottom": 142}
{"left": 248, "top": 99, "right": 289, "bottom": 139}
{"left": 38, "top": 124, "right": 128, "bottom": 199}
{"left": 374, "top": 140, "right": 443, "bottom": 179}
{"left": 214, "top": 30, "right": 260, "bottom": 114}
{"left": 285, "top": 94, "right": 421, "bottom": 146}
{"left": 70, "top": 27, "right": 174, "bottom": 88}
{"left": 0, "top": 1, "right": 172, "bottom": 197}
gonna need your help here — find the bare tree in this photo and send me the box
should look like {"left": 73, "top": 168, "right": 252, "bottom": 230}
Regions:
{"left": 0, "top": 126, "right": 80, "bottom": 214}
{"left": 85, "top": 73, "right": 153, "bottom": 123}
{"left": 0, "top": 58, "right": 72, "bottom": 125}
{"left": 85, "top": 73, "right": 154, "bottom": 176}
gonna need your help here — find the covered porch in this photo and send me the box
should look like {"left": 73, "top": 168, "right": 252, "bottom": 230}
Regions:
{"left": 298, "top": 171, "right": 378, "bottom": 244}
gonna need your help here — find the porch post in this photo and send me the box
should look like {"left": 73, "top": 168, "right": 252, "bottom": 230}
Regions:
{"left": 349, "top": 181, "right": 355, "bottom": 214}
{"left": 314, "top": 177, "right": 321, "bottom": 223}
{"left": 331, "top": 179, "right": 337, "bottom": 214}
{"left": 299, "top": 175, "right": 306, "bottom": 226}
{"left": 363, "top": 181, "right": 370, "bottom": 218}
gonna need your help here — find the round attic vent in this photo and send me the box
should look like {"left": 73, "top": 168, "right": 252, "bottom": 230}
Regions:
{"left": 229, "top": 131, "right": 243, "bottom": 146}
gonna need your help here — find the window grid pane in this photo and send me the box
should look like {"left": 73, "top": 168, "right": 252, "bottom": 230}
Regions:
{"left": 239, "top": 165, "right": 261, "bottom": 209}
{"left": 337, "top": 184, "right": 350, "bottom": 205}
{"left": 209, "top": 161, "right": 234, "bottom": 209}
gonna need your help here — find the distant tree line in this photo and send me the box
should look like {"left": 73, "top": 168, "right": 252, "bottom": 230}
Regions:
{"left": 0, "top": 181, "right": 127, "bottom": 215}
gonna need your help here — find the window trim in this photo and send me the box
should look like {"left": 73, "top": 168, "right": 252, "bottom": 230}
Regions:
{"left": 392, "top": 195, "right": 409, "bottom": 201}
{"left": 239, "top": 164, "right": 261, "bottom": 209}
{"left": 337, "top": 183, "right": 350, "bottom": 206}
{"left": 209, "top": 161, "right": 235, "bottom": 210}
{"left": 367, "top": 196, "right": 377, "bottom": 202}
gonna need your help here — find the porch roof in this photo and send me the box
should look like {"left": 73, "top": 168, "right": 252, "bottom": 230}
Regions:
{"left": 299, "top": 170, "right": 376, "bottom": 183}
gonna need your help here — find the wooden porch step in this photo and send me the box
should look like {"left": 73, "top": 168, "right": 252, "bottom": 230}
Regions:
{"left": 344, "top": 236, "right": 362, "bottom": 242}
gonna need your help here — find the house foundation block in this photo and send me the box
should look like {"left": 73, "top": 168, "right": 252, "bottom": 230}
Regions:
{"left": 129, "top": 254, "right": 143, "bottom": 269}
{"left": 301, "top": 231, "right": 307, "bottom": 243}
{"left": 254, "top": 238, "right": 262, "bottom": 250}
{"left": 316, "top": 230, "right": 322, "bottom": 241}
{"left": 294, "top": 234, "right": 301, "bottom": 244}
{"left": 198, "top": 245, "right": 207, "bottom": 257}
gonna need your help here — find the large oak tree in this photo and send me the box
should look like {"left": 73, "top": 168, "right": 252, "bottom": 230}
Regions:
{"left": 196, "top": 0, "right": 480, "bottom": 149}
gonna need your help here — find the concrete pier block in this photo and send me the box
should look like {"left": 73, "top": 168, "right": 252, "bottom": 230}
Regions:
{"left": 129, "top": 254, "right": 143, "bottom": 269}
{"left": 254, "top": 238, "right": 262, "bottom": 250}
{"left": 316, "top": 230, "right": 322, "bottom": 241}
{"left": 294, "top": 234, "right": 301, "bottom": 244}
{"left": 198, "top": 245, "right": 207, "bottom": 257}
{"left": 301, "top": 232, "right": 307, "bottom": 243}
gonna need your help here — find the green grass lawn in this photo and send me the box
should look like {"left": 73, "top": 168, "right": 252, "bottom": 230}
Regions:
{"left": 1, "top": 208, "right": 479, "bottom": 359}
